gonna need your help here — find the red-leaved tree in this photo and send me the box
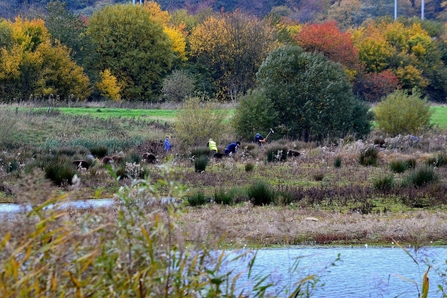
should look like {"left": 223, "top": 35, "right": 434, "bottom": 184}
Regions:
{"left": 354, "top": 70, "right": 400, "bottom": 102}
{"left": 295, "top": 21, "right": 360, "bottom": 70}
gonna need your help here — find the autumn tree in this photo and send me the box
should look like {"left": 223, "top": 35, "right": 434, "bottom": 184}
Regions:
{"left": 295, "top": 21, "right": 360, "bottom": 78}
{"left": 353, "top": 18, "right": 447, "bottom": 101}
{"left": 96, "top": 69, "right": 121, "bottom": 101}
{"left": 0, "top": 17, "right": 90, "bottom": 101}
{"left": 87, "top": 4, "right": 174, "bottom": 100}
{"left": 257, "top": 45, "right": 370, "bottom": 141}
{"left": 189, "top": 11, "right": 278, "bottom": 100}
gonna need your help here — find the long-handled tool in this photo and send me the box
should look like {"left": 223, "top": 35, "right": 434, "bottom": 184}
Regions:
{"left": 265, "top": 128, "right": 274, "bottom": 140}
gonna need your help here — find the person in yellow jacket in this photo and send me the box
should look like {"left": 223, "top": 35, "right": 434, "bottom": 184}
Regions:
{"left": 207, "top": 138, "right": 218, "bottom": 156}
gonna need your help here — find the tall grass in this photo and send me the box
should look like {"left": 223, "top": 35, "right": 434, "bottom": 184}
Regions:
{"left": 0, "top": 169, "right": 315, "bottom": 296}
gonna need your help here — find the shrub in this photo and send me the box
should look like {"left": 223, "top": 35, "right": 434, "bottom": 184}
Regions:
{"left": 389, "top": 160, "right": 409, "bottom": 173}
{"left": 174, "top": 97, "right": 228, "bottom": 146}
{"left": 90, "top": 145, "right": 109, "bottom": 158}
{"left": 372, "top": 174, "right": 394, "bottom": 191}
{"left": 214, "top": 188, "right": 234, "bottom": 205}
{"left": 402, "top": 166, "right": 438, "bottom": 188}
{"left": 45, "top": 159, "right": 77, "bottom": 186}
{"left": 232, "top": 89, "right": 278, "bottom": 141}
{"left": 333, "top": 156, "right": 342, "bottom": 168}
{"left": 245, "top": 162, "right": 255, "bottom": 172}
{"left": 359, "top": 146, "right": 379, "bottom": 166}
{"left": 374, "top": 88, "right": 432, "bottom": 136}
{"left": 247, "top": 180, "right": 276, "bottom": 206}
{"left": 406, "top": 158, "right": 416, "bottom": 169}
{"left": 187, "top": 191, "right": 208, "bottom": 206}
{"left": 194, "top": 155, "right": 209, "bottom": 173}
{"left": 266, "top": 146, "right": 288, "bottom": 162}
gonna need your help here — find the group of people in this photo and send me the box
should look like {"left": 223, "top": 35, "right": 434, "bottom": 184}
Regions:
{"left": 164, "top": 132, "right": 267, "bottom": 154}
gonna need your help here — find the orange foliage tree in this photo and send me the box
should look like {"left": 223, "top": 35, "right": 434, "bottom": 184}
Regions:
{"left": 295, "top": 21, "right": 360, "bottom": 78}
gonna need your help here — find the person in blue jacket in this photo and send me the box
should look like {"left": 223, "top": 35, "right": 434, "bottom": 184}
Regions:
{"left": 254, "top": 133, "right": 265, "bottom": 146}
{"left": 164, "top": 135, "right": 172, "bottom": 152}
{"left": 225, "top": 141, "right": 240, "bottom": 155}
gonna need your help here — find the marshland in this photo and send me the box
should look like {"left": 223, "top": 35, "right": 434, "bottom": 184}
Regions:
{"left": 0, "top": 102, "right": 447, "bottom": 296}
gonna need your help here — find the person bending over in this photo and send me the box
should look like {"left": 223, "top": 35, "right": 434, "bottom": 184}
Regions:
{"left": 225, "top": 141, "right": 240, "bottom": 155}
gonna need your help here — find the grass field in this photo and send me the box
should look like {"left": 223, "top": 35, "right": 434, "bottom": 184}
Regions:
{"left": 430, "top": 105, "right": 447, "bottom": 128}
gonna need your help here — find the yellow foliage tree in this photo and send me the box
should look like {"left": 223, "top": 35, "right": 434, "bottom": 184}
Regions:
{"left": 0, "top": 17, "right": 90, "bottom": 100}
{"left": 97, "top": 69, "right": 121, "bottom": 101}
{"left": 144, "top": 1, "right": 187, "bottom": 62}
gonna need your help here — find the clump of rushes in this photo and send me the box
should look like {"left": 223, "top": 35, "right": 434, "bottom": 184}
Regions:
{"left": 389, "top": 159, "right": 408, "bottom": 173}
{"left": 247, "top": 180, "right": 276, "bottom": 206}
{"left": 313, "top": 172, "right": 325, "bottom": 181}
{"left": 402, "top": 166, "right": 438, "bottom": 188}
{"left": 359, "top": 146, "right": 379, "bottom": 166}
{"left": 214, "top": 188, "right": 233, "bottom": 205}
{"left": 187, "top": 191, "right": 208, "bottom": 206}
{"left": 333, "top": 156, "right": 342, "bottom": 168}
{"left": 372, "top": 174, "right": 394, "bottom": 191}
{"left": 194, "top": 155, "right": 209, "bottom": 172}
{"left": 89, "top": 145, "right": 109, "bottom": 158}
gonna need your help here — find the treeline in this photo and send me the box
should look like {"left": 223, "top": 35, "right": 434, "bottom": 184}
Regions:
{"left": 1, "top": 1, "right": 447, "bottom": 103}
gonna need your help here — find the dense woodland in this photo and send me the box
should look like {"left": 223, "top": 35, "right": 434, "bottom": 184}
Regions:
{"left": 2, "top": 0, "right": 447, "bottom": 105}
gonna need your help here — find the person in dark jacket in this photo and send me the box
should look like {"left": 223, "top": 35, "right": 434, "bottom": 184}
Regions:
{"left": 225, "top": 141, "right": 240, "bottom": 155}
{"left": 254, "top": 133, "right": 265, "bottom": 146}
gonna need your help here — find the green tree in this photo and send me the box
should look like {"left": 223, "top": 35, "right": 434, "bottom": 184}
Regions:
{"left": 257, "top": 45, "right": 370, "bottom": 141}
{"left": 174, "top": 97, "right": 228, "bottom": 146}
{"left": 232, "top": 89, "right": 278, "bottom": 141}
{"left": 87, "top": 4, "right": 174, "bottom": 100}
{"left": 374, "top": 88, "right": 432, "bottom": 136}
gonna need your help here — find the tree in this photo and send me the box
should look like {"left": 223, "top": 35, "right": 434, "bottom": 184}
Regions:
{"left": 232, "top": 89, "right": 278, "bottom": 140}
{"left": 189, "top": 11, "right": 277, "bottom": 100}
{"left": 161, "top": 69, "right": 195, "bottom": 102}
{"left": 87, "top": 4, "right": 174, "bottom": 100}
{"left": 256, "top": 45, "right": 370, "bottom": 141}
{"left": 0, "top": 17, "right": 90, "bottom": 101}
{"left": 96, "top": 69, "right": 121, "bottom": 101}
{"left": 326, "top": 0, "right": 362, "bottom": 30}
{"left": 174, "top": 97, "right": 228, "bottom": 146}
{"left": 295, "top": 21, "right": 360, "bottom": 78}
{"left": 374, "top": 88, "right": 432, "bottom": 136}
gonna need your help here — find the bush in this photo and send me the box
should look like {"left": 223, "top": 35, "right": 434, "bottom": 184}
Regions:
{"left": 266, "top": 146, "right": 288, "bottom": 162}
{"left": 232, "top": 89, "right": 278, "bottom": 141}
{"left": 359, "top": 146, "right": 379, "bottom": 166}
{"left": 194, "top": 155, "right": 209, "bottom": 173}
{"left": 174, "top": 97, "right": 228, "bottom": 146}
{"left": 247, "top": 180, "right": 276, "bottom": 206}
{"left": 187, "top": 191, "right": 208, "bottom": 206}
{"left": 402, "top": 166, "right": 438, "bottom": 188}
{"left": 372, "top": 174, "right": 394, "bottom": 191}
{"left": 374, "top": 88, "right": 432, "bottom": 136}
{"left": 313, "top": 172, "right": 325, "bottom": 181}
